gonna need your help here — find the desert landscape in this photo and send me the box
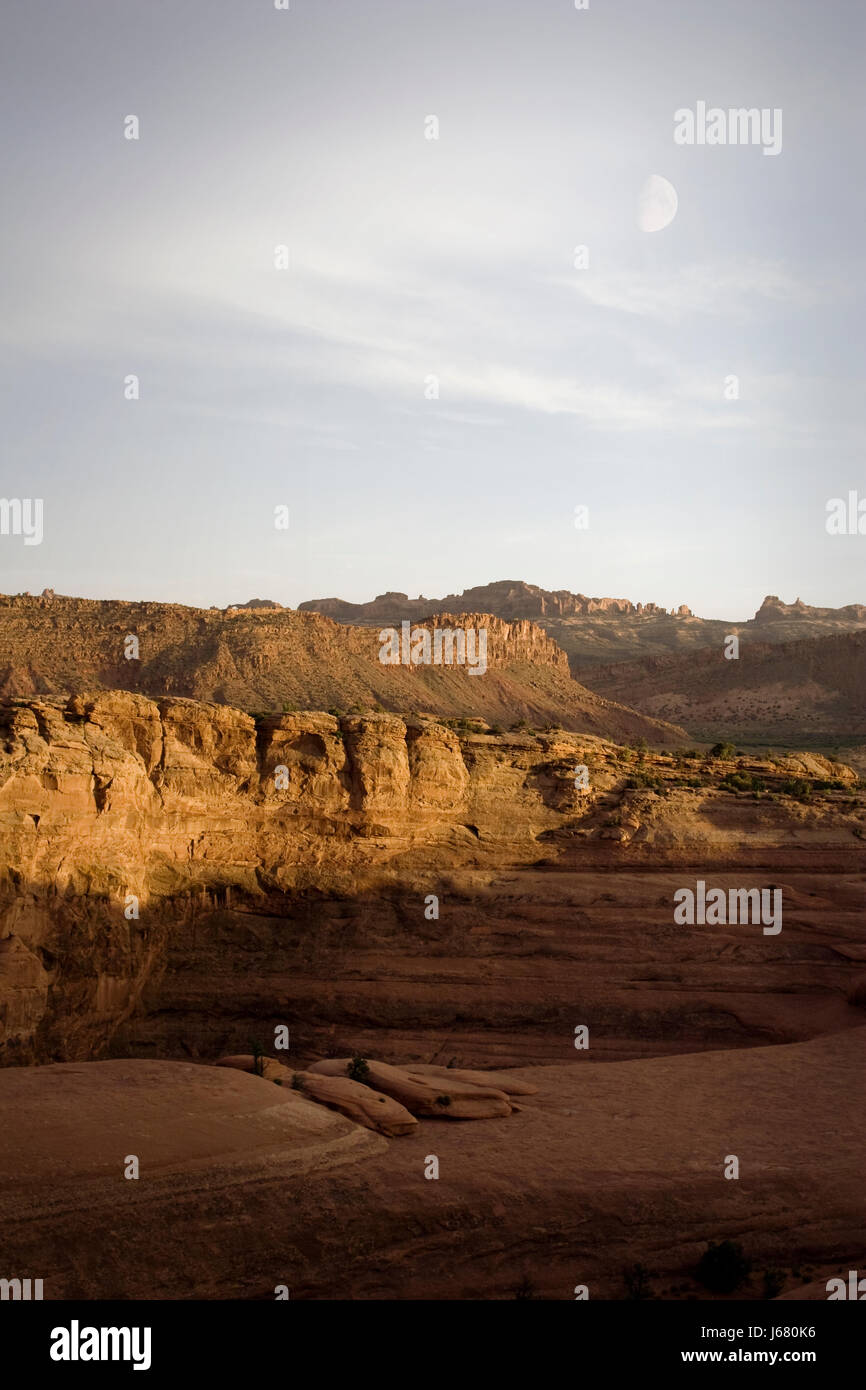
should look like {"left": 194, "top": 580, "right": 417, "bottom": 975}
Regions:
{"left": 1, "top": 0, "right": 862, "bottom": 1334}
{"left": 1, "top": 589, "right": 864, "bottom": 1300}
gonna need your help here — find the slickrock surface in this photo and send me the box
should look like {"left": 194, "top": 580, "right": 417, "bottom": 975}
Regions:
{"left": 0, "top": 1059, "right": 386, "bottom": 1209}
{"left": 1, "top": 1034, "right": 862, "bottom": 1300}
{"left": 404, "top": 1064, "right": 538, "bottom": 1096}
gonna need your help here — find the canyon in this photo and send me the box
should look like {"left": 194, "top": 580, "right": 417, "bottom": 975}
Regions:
{"left": 0, "top": 588, "right": 863, "bottom": 1301}
{"left": 0, "top": 688, "right": 863, "bottom": 1299}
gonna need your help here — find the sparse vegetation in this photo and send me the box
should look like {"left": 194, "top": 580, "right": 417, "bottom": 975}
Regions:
{"left": 720, "top": 771, "right": 765, "bottom": 794}
{"left": 762, "top": 1268, "right": 785, "bottom": 1299}
{"left": 696, "top": 1240, "right": 752, "bottom": 1294}
{"left": 709, "top": 742, "right": 737, "bottom": 761}
{"left": 625, "top": 770, "right": 665, "bottom": 791}
{"left": 347, "top": 1054, "right": 370, "bottom": 1083}
{"left": 623, "top": 1262, "right": 654, "bottom": 1300}
{"left": 780, "top": 777, "right": 813, "bottom": 801}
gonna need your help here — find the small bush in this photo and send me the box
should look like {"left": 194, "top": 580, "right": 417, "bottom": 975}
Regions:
{"left": 435, "top": 1094, "right": 452, "bottom": 1107}
{"left": 347, "top": 1054, "right": 370, "bottom": 1083}
{"left": 780, "top": 778, "right": 813, "bottom": 801}
{"left": 625, "top": 770, "right": 664, "bottom": 791}
{"left": 709, "top": 742, "right": 737, "bottom": 760}
{"left": 720, "top": 772, "right": 765, "bottom": 794}
{"left": 763, "top": 1268, "right": 785, "bottom": 1299}
{"left": 696, "top": 1240, "right": 752, "bottom": 1294}
{"left": 290, "top": 1072, "right": 306, "bottom": 1092}
{"left": 623, "top": 1262, "right": 654, "bottom": 1300}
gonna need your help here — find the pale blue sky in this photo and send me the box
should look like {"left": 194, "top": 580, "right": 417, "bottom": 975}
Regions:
{"left": 1, "top": 0, "right": 863, "bottom": 618}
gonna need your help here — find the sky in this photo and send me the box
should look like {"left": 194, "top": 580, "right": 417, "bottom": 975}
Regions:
{"left": 0, "top": 0, "right": 863, "bottom": 619}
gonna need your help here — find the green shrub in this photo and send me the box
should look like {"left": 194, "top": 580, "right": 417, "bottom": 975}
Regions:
{"left": 625, "top": 770, "right": 664, "bottom": 791}
{"left": 720, "top": 772, "right": 765, "bottom": 794}
{"left": 780, "top": 778, "right": 813, "bottom": 801}
{"left": 709, "top": 742, "right": 737, "bottom": 760}
{"left": 347, "top": 1054, "right": 370, "bottom": 1083}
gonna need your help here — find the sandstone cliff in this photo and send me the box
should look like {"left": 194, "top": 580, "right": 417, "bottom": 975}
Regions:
{"left": 0, "top": 592, "right": 684, "bottom": 745}
{"left": 1, "top": 692, "right": 863, "bottom": 1068}
{"left": 299, "top": 579, "right": 687, "bottom": 622}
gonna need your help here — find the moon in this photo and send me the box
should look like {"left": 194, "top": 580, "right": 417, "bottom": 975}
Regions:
{"left": 637, "top": 174, "right": 678, "bottom": 232}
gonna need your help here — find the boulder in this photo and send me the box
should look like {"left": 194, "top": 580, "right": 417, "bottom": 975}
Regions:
{"left": 215, "top": 1054, "right": 289, "bottom": 1084}
{"left": 292, "top": 1071, "right": 418, "bottom": 1138}
{"left": 307, "top": 1058, "right": 512, "bottom": 1119}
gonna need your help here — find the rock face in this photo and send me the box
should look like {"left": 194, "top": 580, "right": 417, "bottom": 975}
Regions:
{"left": 0, "top": 592, "right": 685, "bottom": 744}
{"left": 755, "top": 595, "right": 866, "bottom": 623}
{"left": 0, "top": 691, "right": 625, "bottom": 1061}
{"left": 301, "top": 584, "right": 866, "bottom": 674}
{"left": 299, "top": 580, "right": 686, "bottom": 623}
{"left": 0, "top": 690, "right": 863, "bottom": 1068}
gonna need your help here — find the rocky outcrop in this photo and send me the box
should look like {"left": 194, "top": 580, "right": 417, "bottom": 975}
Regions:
{"left": 215, "top": 1054, "right": 420, "bottom": 1136}
{"left": 755, "top": 595, "right": 866, "bottom": 623}
{"left": 0, "top": 690, "right": 863, "bottom": 1067}
{"left": 0, "top": 691, "right": 636, "bottom": 1061}
{"left": 289, "top": 1071, "right": 420, "bottom": 1137}
{"left": 0, "top": 592, "right": 687, "bottom": 745}
{"left": 299, "top": 580, "right": 689, "bottom": 623}
{"left": 308, "top": 1057, "right": 514, "bottom": 1118}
